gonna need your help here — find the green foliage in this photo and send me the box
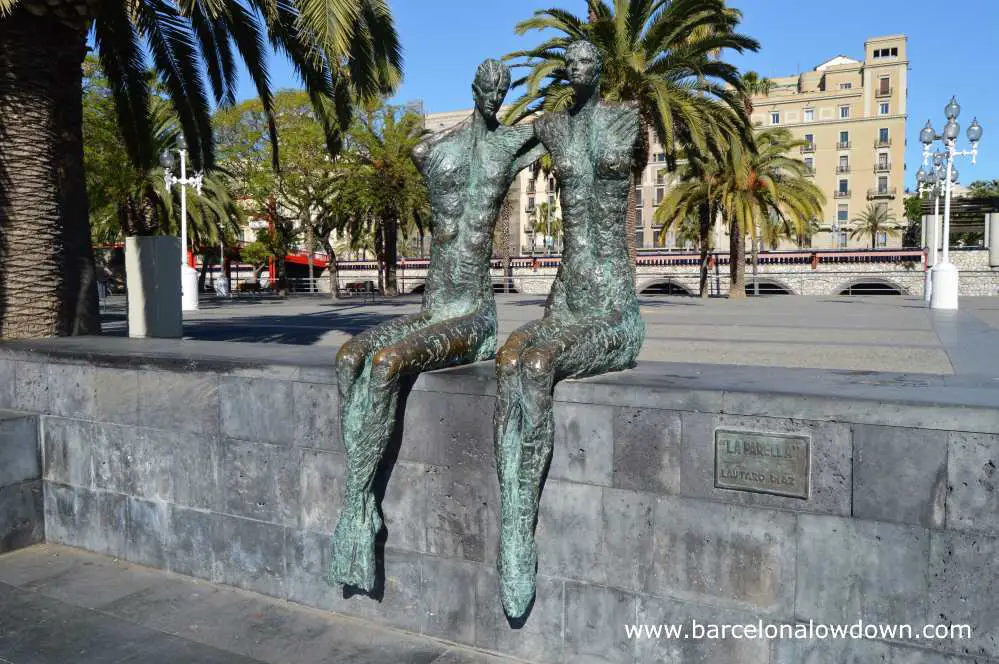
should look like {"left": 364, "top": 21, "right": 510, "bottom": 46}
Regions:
{"left": 850, "top": 203, "right": 901, "bottom": 249}
{"left": 904, "top": 194, "right": 925, "bottom": 222}
{"left": 967, "top": 179, "right": 999, "bottom": 199}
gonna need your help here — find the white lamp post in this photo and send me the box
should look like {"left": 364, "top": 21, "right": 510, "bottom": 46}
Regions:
{"left": 916, "top": 160, "right": 953, "bottom": 303}
{"left": 161, "top": 134, "right": 204, "bottom": 312}
{"left": 919, "top": 99, "right": 984, "bottom": 310}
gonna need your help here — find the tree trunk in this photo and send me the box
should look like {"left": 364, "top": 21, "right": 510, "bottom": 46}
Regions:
{"left": 320, "top": 237, "right": 340, "bottom": 300}
{"left": 729, "top": 218, "right": 746, "bottom": 299}
{"left": 304, "top": 212, "right": 315, "bottom": 292}
{"left": 374, "top": 220, "right": 385, "bottom": 294}
{"left": 198, "top": 254, "right": 210, "bottom": 293}
{"left": 698, "top": 202, "right": 711, "bottom": 298}
{"left": 0, "top": 9, "right": 99, "bottom": 338}
{"left": 383, "top": 217, "right": 398, "bottom": 296}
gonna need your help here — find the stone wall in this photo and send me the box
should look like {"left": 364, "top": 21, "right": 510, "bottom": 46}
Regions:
{"left": 0, "top": 410, "right": 43, "bottom": 553}
{"left": 0, "top": 339, "right": 997, "bottom": 663}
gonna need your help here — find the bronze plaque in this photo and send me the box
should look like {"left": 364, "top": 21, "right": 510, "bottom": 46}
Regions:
{"left": 714, "top": 429, "right": 810, "bottom": 499}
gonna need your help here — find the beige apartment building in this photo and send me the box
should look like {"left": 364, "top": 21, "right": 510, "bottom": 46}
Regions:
{"left": 421, "top": 34, "right": 909, "bottom": 255}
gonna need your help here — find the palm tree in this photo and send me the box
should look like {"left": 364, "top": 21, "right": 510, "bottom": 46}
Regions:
{"left": 344, "top": 102, "right": 429, "bottom": 295}
{"left": 717, "top": 128, "right": 825, "bottom": 298}
{"left": 850, "top": 203, "right": 900, "bottom": 249}
{"left": 0, "top": 0, "right": 401, "bottom": 339}
{"left": 503, "top": 0, "right": 759, "bottom": 266}
{"left": 739, "top": 70, "right": 773, "bottom": 116}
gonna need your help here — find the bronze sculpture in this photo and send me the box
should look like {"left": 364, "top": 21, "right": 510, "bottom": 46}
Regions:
{"left": 329, "top": 59, "right": 541, "bottom": 591}
{"left": 493, "top": 41, "right": 646, "bottom": 618}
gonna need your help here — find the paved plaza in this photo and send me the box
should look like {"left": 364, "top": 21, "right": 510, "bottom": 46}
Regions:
{"left": 103, "top": 293, "right": 999, "bottom": 376}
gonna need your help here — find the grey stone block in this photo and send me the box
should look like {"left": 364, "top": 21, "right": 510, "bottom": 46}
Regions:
{"left": 564, "top": 582, "right": 637, "bottom": 664}
{"left": 299, "top": 449, "right": 347, "bottom": 534}
{"left": 215, "top": 514, "right": 287, "bottom": 599}
{"left": 796, "top": 515, "right": 929, "bottom": 626}
{"left": 127, "top": 497, "right": 169, "bottom": 569}
{"left": 774, "top": 636, "right": 981, "bottom": 664}
{"left": 612, "top": 407, "right": 681, "bottom": 494}
{"left": 433, "top": 649, "right": 518, "bottom": 664}
{"left": 91, "top": 422, "right": 144, "bottom": 497}
{"left": 380, "top": 461, "right": 431, "bottom": 554}
{"left": 14, "top": 361, "right": 96, "bottom": 418}
{"left": 41, "top": 417, "right": 93, "bottom": 488}
{"left": 93, "top": 367, "right": 140, "bottom": 425}
{"left": 99, "top": 490, "right": 130, "bottom": 559}
{"left": 0, "top": 413, "right": 39, "bottom": 486}
{"left": 292, "top": 381, "right": 340, "bottom": 450}
{"left": 286, "top": 529, "right": 339, "bottom": 613}
{"left": 420, "top": 556, "right": 478, "bottom": 643}
{"left": 854, "top": 424, "right": 947, "bottom": 527}
{"left": 947, "top": 432, "right": 999, "bottom": 535}
{"left": 680, "top": 412, "right": 852, "bottom": 516}
{"left": 400, "top": 391, "right": 494, "bottom": 467}
{"left": 219, "top": 376, "right": 295, "bottom": 445}
{"left": 536, "top": 481, "right": 654, "bottom": 594}
{"left": 929, "top": 530, "right": 999, "bottom": 660}
{"left": 649, "top": 495, "right": 796, "bottom": 615}
{"left": 425, "top": 452, "right": 499, "bottom": 565}
{"left": 147, "top": 429, "right": 221, "bottom": 511}
{"left": 0, "top": 359, "right": 14, "bottom": 408}
{"left": 474, "top": 568, "right": 564, "bottom": 663}
{"left": 635, "top": 596, "right": 773, "bottom": 664}
{"left": 221, "top": 439, "right": 301, "bottom": 527}
{"left": 551, "top": 403, "right": 614, "bottom": 486}
{"left": 138, "top": 370, "right": 219, "bottom": 435}
{"left": 42, "top": 483, "right": 104, "bottom": 554}
{"left": 0, "top": 480, "right": 44, "bottom": 552}
{"left": 168, "top": 505, "right": 219, "bottom": 580}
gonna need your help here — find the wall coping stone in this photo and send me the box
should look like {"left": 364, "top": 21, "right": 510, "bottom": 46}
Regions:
{"left": 2, "top": 337, "right": 997, "bottom": 433}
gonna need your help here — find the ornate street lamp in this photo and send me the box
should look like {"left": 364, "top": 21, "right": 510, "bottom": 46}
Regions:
{"left": 919, "top": 97, "right": 984, "bottom": 310}
{"left": 161, "top": 134, "right": 204, "bottom": 311}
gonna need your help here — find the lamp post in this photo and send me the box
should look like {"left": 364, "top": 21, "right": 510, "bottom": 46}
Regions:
{"left": 161, "top": 135, "right": 204, "bottom": 312}
{"left": 919, "top": 98, "right": 984, "bottom": 310}
{"left": 916, "top": 160, "right": 951, "bottom": 303}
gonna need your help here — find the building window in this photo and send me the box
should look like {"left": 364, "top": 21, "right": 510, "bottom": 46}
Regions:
{"left": 875, "top": 231, "right": 888, "bottom": 248}
{"left": 636, "top": 208, "right": 643, "bottom": 225}
{"left": 837, "top": 204, "right": 849, "bottom": 223}
{"left": 804, "top": 133, "right": 814, "bottom": 147}
{"left": 878, "top": 176, "right": 889, "bottom": 194}
{"left": 840, "top": 105, "right": 850, "bottom": 119}
{"left": 879, "top": 76, "right": 891, "bottom": 95}
{"left": 838, "top": 130, "right": 850, "bottom": 149}
{"left": 879, "top": 102, "right": 890, "bottom": 115}
{"left": 804, "top": 157, "right": 814, "bottom": 173}
{"left": 839, "top": 82, "right": 853, "bottom": 90}
{"left": 839, "top": 179, "right": 849, "bottom": 194}
{"left": 771, "top": 111, "right": 780, "bottom": 125}
{"left": 635, "top": 230, "right": 644, "bottom": 248}
{"left": 837, "top": 231, "right": 849, "bottom": 248}
{"left": 635, "top": 188, "right": 643, "bottom": 207}
{"left": 839, "top": 155, "right": 849, "bottom": 172}
{"left": 655, "top": 152, "right": 666, "bottom": 162}
{"left": 872, "top": 47, "right": 898, "bottom": 59}
{"left": 527, "top": 196, "right": 535, "bottom": 211}
{"left": 548, "top": 193, "right": 555, "bottom": 207}
{"left": 878, "top": 153, "right": 889, "bottom": 170}
{"left": 656, "top": 169, "right": 666, "bottom": 185}
{"left": 655, "top": 187, "right": 664, "bottom": 205}
{"left": 878, "top": 127, "right": 890, "bottom": 145}
{"left": 804, "top": 108, "right": 814, "bottom": 122}
{"left": 547, "top": 176, "right": 556, "bottom": 191}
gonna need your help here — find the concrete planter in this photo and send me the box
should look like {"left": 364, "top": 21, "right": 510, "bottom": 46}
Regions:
{"left": 125, "top": 235, "right": 182, "bottom": 338}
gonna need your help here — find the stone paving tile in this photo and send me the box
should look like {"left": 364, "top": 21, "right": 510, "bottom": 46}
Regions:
{"left": 0, "top": 545, "right": 527, "bottom": 664}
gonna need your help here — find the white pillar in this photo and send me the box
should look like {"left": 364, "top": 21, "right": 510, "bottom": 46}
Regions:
{"left": 989, "top": 213, "right": 999, "bottom": 268}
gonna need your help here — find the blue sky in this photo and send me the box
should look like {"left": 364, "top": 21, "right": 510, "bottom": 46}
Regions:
{"left": 236, "top": 0, "right": 998, "bottom": 190}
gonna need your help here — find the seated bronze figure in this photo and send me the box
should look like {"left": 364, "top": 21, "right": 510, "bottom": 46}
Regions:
{"left": 329, "top": 59, "right": 541, "bottom": 591}
{"left": 493, "top": 40, "right": 646, "bottom": 618}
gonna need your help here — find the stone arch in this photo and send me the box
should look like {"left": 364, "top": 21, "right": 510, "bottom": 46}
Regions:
{"left": 745, "top": 278, "right": 796, "bottom": 295}
{"left": 409, "top": 283, "right": 426, "bottom": 295}
{"left": 637, "top": 278, "right": 695, "bottom": 296}
{"left": 834, "top": 278, "right": 906, "bottom": 296}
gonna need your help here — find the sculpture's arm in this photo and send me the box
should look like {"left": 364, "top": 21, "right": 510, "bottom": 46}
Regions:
{"left": 412, "top": 116, "right": 470, "bottom": 175}
{"left": 510, "top": 123, "right": 546, "bottom": 174}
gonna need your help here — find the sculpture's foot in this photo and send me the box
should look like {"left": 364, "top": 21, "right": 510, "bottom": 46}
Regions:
{"left": 328, "top": 504, "right": 382, "bottom": 591}
{"left": 498, "top": 527, "right": 538, "bottom": 619}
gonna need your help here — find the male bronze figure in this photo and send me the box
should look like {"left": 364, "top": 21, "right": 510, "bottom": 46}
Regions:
{"left": 493, "top": 41, "right": 646, "bottom": 618}
{"left": 330, "top": 59, "right": 541, "bottom": 591}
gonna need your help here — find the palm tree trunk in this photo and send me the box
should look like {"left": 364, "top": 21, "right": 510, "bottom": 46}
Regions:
{"left": 0, "top": 9, "right": 99, "bottom": 338}
{"left": 698, "top": 202, "right": 711, "bottom": 298}
{"left": 374, "top": 220, "right": 385, "bottom": 294}
{"left": 729, "top": 218, "right": 746, "bottom": 299}
{"left": 321, "top": 238, "right": 340, "bottom": 300}
{"left": 383, "top": 217, "right": 398, "bottom": 296}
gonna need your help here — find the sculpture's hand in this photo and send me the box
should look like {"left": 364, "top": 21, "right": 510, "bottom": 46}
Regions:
{"left": 511, "top": 123, "right": 547, "bottom": 173}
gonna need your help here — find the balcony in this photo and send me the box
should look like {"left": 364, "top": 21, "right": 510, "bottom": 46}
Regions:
{"left": 836, "top": 165, "right": 851, "bottom": 174}
{"left": 875, "top": 138, "right": 892, "bottom": 148}
{"left": 875, "top": 86, "right": 893, "bottom": 98}
{"left": 834, "top": 189, "right": 852, "bottom": 199}
{"left": 874, "top": 162, "right": 892, "bottom": 173}
{"left": 801, "top": 143, "right": 816, "bottom": 153}
{"left": 836, "top": 141, "right": 852, "bottom": 150}
{"left": 868, "top": 187, "right": 897, "bottom": 200}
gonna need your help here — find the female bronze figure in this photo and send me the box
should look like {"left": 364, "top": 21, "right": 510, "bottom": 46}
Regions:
{"left": 330, "top": 59, "right": 540, "bottom": 591}
{"left": 493, "top": 41, "right": 646, "bottom": 618}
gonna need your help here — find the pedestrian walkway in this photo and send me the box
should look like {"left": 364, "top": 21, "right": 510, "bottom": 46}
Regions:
{"left": 0, "top": 545, "right": 521, "bottom": 664}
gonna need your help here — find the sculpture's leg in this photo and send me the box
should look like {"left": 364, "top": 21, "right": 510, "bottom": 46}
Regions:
{"left": 330, "top": 310, "right": 496, "bottom": 590}
{"left": 495, "top": 314, "right": 642, "bottom": 618}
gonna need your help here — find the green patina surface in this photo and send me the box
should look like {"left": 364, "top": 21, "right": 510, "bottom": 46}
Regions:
{"left": 328, "top": 60, "right": 541, "bottom": 592}
{"left": 493, "top": 41, "right": 646, "bottom": 619}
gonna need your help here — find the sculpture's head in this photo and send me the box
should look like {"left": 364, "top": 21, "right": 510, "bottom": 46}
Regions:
{"left": 472, "top": 59, "right": 511, "bottom": 121}
{"left": 565, "top": 40, "right": 602, "bottom": 89}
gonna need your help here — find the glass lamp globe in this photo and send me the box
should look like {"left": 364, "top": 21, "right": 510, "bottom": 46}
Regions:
{"left": 919, "top": 120, "right": 936, "bottom": 145}
{"left": 916, "top": 167, "right": 926, "bottom": 183}
{"left": 944, "top": 119, "right": 960, "bottom": 140}
{"left": 159, "top": 149, "right": 172, "bottom": 170}
{"left": 177, "top": 132, "right": 188, "bottom": 151}
{"left": 951, "top": 167, "right": 959, "bottom": 183}
{"left": 945, "top": 96, "right": 961, "bottom": 120}
{"left": 967, "top": 118, "right": 983, "bottom": 143}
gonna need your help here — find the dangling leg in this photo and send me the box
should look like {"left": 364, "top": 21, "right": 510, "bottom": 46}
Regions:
{"left": 331, "top": 310, "right": 496, "bottom": 589}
